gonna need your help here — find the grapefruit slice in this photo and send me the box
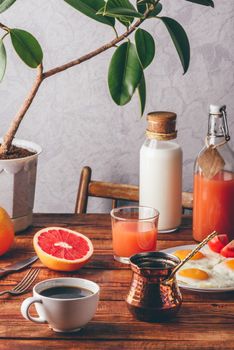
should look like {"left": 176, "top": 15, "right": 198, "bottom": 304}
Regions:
{"left": 33, "top": 227, "right": 93, "bottom": 271}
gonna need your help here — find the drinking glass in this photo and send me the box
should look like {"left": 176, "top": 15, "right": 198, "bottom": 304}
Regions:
{"left": 110, "top": 206, "right": 159, "bottom": 264}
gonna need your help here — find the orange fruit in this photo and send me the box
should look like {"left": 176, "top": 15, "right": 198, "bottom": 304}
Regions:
{"left": 33, "top": 227, "right": 93, "bottom": 271}
{"left": 0, "top": 207, "right": 14, "bottom": 256}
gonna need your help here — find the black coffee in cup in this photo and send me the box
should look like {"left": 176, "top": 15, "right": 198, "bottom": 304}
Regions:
{"left": 21, "top": 277, "right": 100, "bottom": 333}
{"left": 40, "top": 286, "right": 93, "bottom": 299}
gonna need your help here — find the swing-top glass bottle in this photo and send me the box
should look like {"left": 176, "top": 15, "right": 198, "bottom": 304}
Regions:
{"left": 193, "top": 105, "right": 234, "bottom": 242}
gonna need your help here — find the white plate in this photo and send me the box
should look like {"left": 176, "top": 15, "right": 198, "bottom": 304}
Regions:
{"left": 161, "top": 244, "right": 234, "bottom": 293}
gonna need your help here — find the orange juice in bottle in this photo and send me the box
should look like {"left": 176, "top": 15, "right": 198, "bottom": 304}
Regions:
{"left": 193, "top": 105, "right": 234, "bottom": 242}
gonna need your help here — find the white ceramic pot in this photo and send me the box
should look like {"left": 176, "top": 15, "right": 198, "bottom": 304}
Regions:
{"left": 0, "top": 139, "right": 42, "bottom": 232}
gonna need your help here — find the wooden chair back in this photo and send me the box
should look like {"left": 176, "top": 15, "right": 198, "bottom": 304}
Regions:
{"left": 75, "top": 166, "right": 193, "bottom": 214}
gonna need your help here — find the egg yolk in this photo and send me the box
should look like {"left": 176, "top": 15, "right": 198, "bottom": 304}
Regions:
{"left": 178, "top": 268, "right": 209, "bottom": 280}
{"left": 225, "top": 260, "right": 234, "bottom": 270}
{"left": 173, "top": 250, "right": 205, "bottom": 261}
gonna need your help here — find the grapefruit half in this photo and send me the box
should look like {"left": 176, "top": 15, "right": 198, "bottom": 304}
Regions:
{"left": 33, "top": 227, "right": 93, "bottom": 271}
{"left": 0, "top": 207, "right": 14, "bottom": 256}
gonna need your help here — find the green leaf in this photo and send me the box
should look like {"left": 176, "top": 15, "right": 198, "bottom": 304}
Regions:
{"left": 160, "top": 17, "right": 190, "bottom": 74}
{"left": 0, "top": 0, "right": 17, "bottom": 13}
{"left": 186, "top": 0, "right": 214, "bottom": 7}
{"left": 138, "top": 73, "right": 146, "bottom": 116}
{"left": 104, "top": 7, "right": 143, "bottom": 18}
{"left": 117, "top": 16, "right": 132, "bottom": 26}
{"left": 105, "top": 0, "right": 138, "bottom": 26}
{"left": 106, "top": 0, "right": 137, "bottom": 13}
{"left": 137, "top": 1, "right": 162, "bottom": 17}
{"left": 64, "top": 0, "right": 115, "bottom": 27}
{"left": 108, "top": 42, "right": 143, "bottom": 105}
{"left": 0, "top": 39, "right": 6, "bottom": 81}
{"left": 97, "top": 5, "right": 130, "bottom": 26}
{"left": 10, "top": 29, "right": 43, "bottom": 68}
{"left": 137, "top": 0, "right": 156, "bottom": 4}
{"left": 135, "top": 28, "right": 155, "bottom": 69}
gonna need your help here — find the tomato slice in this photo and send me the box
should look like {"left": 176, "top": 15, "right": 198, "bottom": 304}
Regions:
{"left": 220, "top": 240, "right": 234, "bottom": 258}
{"left": 208, "top": 234, "right": 229, "bottom": 253}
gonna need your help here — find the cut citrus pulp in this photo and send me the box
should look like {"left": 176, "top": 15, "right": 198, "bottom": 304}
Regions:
{"left": 33, "top": 227, "right": 93, "bottom": 271}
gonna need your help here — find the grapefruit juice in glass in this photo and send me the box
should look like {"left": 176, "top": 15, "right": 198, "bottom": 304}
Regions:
{"left": 193, "top": 105, "right": 234, "bottom": 242}
{"left": 111, "top": 206, "right": 159, "bottom": 264}
{"left": 193, "top": 171, "right": 234, "bottom": 241}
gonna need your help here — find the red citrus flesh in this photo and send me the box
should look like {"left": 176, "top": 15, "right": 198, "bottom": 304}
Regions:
{"left": 33, "top": 227, "right": 93, "bottom": 271}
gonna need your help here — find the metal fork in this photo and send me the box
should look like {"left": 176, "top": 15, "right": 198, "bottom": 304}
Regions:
{"left": 0, "top": 268, "right": 40, "bottom": 296}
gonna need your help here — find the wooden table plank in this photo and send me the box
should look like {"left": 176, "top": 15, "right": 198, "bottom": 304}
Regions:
{"left": 0, "top": 266, "right": 233, "bottom": 303}
{"left": 0, "top": 318, "right": 234, "bottom": 341}
{"left": 0, "top": 295, "right": 234, "bottom": 341}
{"left": 0, "top": 213, "right": 233, "bottom": 350}
{"left": 0, "top": 340, "right": 232, "bottom": 350}
{"left": 31, "top": 213, "right": 193, "bottom": 239}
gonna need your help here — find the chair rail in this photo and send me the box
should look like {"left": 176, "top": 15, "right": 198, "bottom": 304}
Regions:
{"left": 75, "top": 166, "right": 193, "bottom": 213}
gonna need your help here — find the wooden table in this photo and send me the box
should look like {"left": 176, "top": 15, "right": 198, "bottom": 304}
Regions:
{"left": 0, "top": 214, "right": 233, "bottom": 350}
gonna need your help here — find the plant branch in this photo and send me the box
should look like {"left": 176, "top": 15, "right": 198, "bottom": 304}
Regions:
{"left": 0, "top": 6, "right": 153, "bottom": 154}
{"left": 0, "top": 64, "right": 43, "bottom": 154}
{"left": 0, "top": 22, "right": 9, "bottom": 32}
{"left": 42, "top": 12, "right": 149, "bottom": 79}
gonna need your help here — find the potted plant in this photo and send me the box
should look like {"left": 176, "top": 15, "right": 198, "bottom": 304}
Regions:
{"left": 0, "top": 0, "right": 214, "bottom": 231}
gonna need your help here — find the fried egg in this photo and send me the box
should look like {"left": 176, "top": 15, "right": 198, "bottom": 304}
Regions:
{"left": 177, "top": 267, "right": 223, "bottom": 288}
{"left": 213, "top": 259, "right": 234, "bottom": 283}
{"left": 169, "top": 245, "right": 234, "bottom": 289}
{"left": 201, "top": 244, "right": 225, "bottom": 260}
{"left": 172, "top": 248, "right": 220, "bottom": 269}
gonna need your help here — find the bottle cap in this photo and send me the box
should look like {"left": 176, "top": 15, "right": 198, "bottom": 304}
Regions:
{"left": 209, "top": 104, "right": 222, "bottom": 115}
{"left": 146, "top": 111, "right": 177, "bottom": 140}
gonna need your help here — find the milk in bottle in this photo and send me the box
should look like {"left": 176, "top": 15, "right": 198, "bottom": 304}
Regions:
{"left": 139, "top": 112, "right": 182, "bottom": 232}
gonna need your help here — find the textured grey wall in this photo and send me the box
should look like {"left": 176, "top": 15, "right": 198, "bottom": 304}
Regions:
{"left": 0, "top": 0, "right": 233, "bottom": 213}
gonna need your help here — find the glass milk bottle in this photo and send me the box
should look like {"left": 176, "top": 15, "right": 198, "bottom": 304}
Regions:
{"left": 139, "top": 111, "right": 182, "bottom": 232}
{"left": 193, "top": 105, "right": 234, "bottom": 242}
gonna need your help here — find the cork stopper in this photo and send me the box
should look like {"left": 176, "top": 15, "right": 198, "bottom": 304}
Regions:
{"left": 146, "top": 111, "right": 177, "bottom": 140}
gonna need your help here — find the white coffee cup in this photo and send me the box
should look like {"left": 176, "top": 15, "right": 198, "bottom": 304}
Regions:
{"left": 21, "top": 277, "right": 100, "bottom": 332}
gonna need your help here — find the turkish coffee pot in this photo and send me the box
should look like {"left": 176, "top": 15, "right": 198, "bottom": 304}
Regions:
{"left": 126, "top": 232, "right": 217, "bottom": 322}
